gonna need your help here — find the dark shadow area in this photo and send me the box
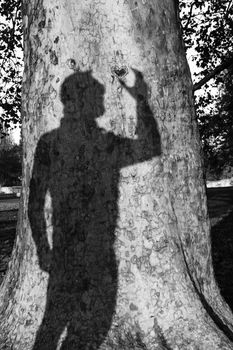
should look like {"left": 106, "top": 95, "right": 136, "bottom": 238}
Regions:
{"left": 208, "top": 187, "right": 233, "bottom": 312}
{"left": 28, "top": 69, "right": 161, "bottom": 349}
{"left": 207, "top": 187, "right": 233, "bottom": 220}
{"left": 211, "top": 208, "right": 233, "bottom": 311}
{"left": 0, "top": 194, "right": 19, "bottom": 285}
{"left": 0, "top": 144, "right": 22, "bottom": 186}
{"left": 0, "top": 210, "right": 17, "bottom": 285}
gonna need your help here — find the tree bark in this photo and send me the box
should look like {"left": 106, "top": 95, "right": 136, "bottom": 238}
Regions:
{"left": 1, "top": 0, "right": 233, "bottom": 349}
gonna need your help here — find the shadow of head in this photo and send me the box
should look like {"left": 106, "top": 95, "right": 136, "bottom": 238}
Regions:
{"left": 60, "top": 70, "right": 106, "bottom": 118}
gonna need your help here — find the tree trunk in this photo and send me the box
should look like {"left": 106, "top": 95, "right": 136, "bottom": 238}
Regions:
{"left": 1, "top": 0, "right": 233, "bottom": 349}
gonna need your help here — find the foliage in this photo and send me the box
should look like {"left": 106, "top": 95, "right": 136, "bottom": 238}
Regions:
{"left": 0, "top": 141, "right": 22, "bottom": 186}
{"left": 0, "top": 0, "right": 23, "bottom": 135}
{"left": 180, "top": 0, "right": 233, "bottom": 73}
{"left": 180, "top": 0, "right": 233, "bottom": 179}
{"left": 205, "top": 66, "right": 233, "bottom": 179}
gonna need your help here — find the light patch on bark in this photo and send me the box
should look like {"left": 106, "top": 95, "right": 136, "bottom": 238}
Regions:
{"left": 44, "top": 190, "right": 53, "bottom": 250}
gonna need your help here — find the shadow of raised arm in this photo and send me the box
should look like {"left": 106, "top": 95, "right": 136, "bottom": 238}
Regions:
{"left": 116, "top": 68, "right": 161, "bottom": 167}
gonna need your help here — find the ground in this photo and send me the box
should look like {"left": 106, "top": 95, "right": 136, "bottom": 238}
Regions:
{"left": 208, "top": 187, "right": 233, "bottom": 310}
{"left": 0, "top": 194, "right": 18, "bottom": 281}
{"left": 0, "top": 187, "right": 233, "bottom": 313}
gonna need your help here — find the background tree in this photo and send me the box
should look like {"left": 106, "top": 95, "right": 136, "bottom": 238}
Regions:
{"left": 0, "top": 0, "right": 22, "bottom": 135}
{"left": 0, "top": 137, "right": 22, "bottom": 186}
{"left": 180, "top": 0, "right": 233, "bottom": 179}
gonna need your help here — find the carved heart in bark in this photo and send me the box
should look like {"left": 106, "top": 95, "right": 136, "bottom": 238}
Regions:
{"left": 111, "top": 65, "right": 128, "bottom": 78}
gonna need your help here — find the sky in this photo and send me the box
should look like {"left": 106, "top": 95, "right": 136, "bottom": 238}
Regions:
{"left": 10, "top": 124, "right": 21, "bottom": 144}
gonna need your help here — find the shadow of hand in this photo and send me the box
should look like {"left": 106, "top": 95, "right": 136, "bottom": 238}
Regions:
{"left": 119, "top": 68, "right": 148, "bottom": 102}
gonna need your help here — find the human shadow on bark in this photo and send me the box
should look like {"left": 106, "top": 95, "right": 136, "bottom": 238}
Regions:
{"left": 29, "top": 69, "right": 161, "bottom": 350}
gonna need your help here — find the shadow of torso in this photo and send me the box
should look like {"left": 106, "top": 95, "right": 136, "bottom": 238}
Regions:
{"left": 36, "top": 123, "right": 121, "bottom": 349}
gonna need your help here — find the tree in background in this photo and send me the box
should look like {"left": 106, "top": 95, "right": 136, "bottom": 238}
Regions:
{"left": 0, "top": 0, "right": 23, "bottom": 185}
{"left": 0, "top": 137, "right": 22, "bottom": 186}
{"left": 180, "top": 0, "right": 233, "bottom": 179}
{"left": 0, "top": 0, "right": 22, "bottom": 135}
{"left": 216, "top": 66, "right": 233, "bottom": 178}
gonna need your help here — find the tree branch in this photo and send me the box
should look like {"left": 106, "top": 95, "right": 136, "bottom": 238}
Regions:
{"left": 225, "top": 0, "right": 233, "bottom": 19}
{"left": 183, "top": 1, "right": 195, "bottom": 31}
{"left": 193, "top": 57, "right": 233, "bottom": 91}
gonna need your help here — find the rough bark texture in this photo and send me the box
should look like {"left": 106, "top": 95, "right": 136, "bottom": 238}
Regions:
{"left": 1, "top": 0, "right": 233, "bottom": 349}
